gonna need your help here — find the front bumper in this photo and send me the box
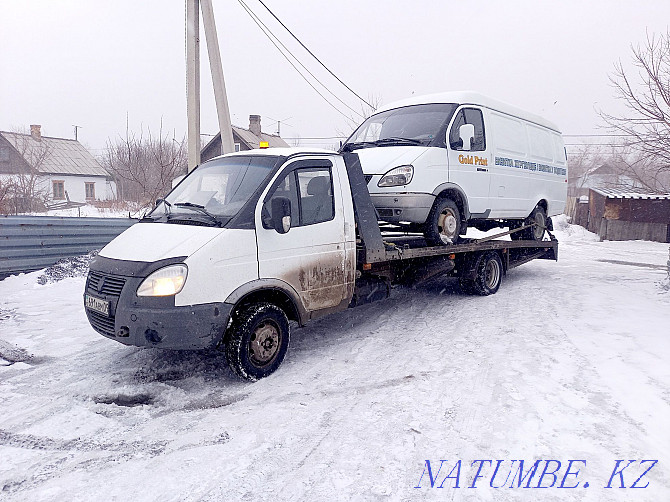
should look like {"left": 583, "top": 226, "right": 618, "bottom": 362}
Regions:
{"left": 369, "top": 193, "right": 435, "bottom": 224}
{"left": 84, "top": 258, "right": 232, "bottom": 350}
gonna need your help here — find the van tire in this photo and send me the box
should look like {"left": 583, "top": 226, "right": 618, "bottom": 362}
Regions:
{"left": 511, "top": 206, "right": 547, "bottom": 241}
{"left": 424, "top": 198, "right": 461, "bottom": 246}
{"left": 225, "top": 303, "right": 290, "bottom": 381}
{"left": 527, "top": 205, "right": 547, "bottom": 241}
{"left": 461, "top": 251, "right": 503, "bottom": 296}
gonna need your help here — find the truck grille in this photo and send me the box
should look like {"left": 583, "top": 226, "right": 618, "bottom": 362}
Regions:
{"left": 87, "top": 272, "right": 126, "bottom": 297}
{"left": 85, "top": 271, "right": 126, "bottom": 337}
{"left": 87, "top": 310, "right": 116, "bottom": 337}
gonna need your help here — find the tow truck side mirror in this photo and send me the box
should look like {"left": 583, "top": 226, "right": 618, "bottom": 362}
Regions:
{"left": 271, "top": 197, "right": 292, "bottom": 234}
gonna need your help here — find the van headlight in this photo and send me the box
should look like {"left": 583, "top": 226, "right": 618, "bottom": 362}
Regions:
{"left": 378, "top": 165, "right": 414, "bottom": 187}
{"left": 137, "top": 264, "right": 188, "bottom": 297}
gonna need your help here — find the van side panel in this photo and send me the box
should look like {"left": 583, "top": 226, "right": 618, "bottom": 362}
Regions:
{"left": 488, "top": 111, "right": 530, "bottom": 217}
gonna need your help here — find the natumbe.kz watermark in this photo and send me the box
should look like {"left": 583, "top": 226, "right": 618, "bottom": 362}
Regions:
{"left": 414, "top": 459, "right": 658, "bottom": 489}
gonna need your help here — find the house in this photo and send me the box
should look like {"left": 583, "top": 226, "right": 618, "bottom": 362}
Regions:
{"left": 0, "top": 125, "right": 115, "bottom": 208}
{"left": 201, "top": 115, "right": 290, "bottom": 162}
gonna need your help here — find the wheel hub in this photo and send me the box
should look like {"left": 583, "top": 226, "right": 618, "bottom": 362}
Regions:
{"left": 249, "top": 322, "right": 280, "bottom": 365}
{"left": 438, "top": 210, "right": 457, "bottom": 238}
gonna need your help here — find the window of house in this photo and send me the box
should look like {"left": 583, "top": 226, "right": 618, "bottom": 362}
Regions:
{"left": 449, "top": 108, "right": 486, "bottom": 151}
{"left": 262, "top": 166, "right": 335, "bottom": 228}
{"left": 234, "top": 143, "right": 241, "bottom": 152}
{"left": 85, "top": 182, "right": 95, "bottom": 199}
{"left": 53, "top": 181, "right": 65, "bottom": 200}
{"left": 0, "top": 146, "right": 9, "bottom": 163}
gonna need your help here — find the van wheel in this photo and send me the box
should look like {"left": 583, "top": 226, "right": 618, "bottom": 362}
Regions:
{"left": 527, "top": 205, "right": 547, "bottom": 241}
{"left": 461, "top": 251, "right": 503, "bottom": 295}
{"left": 225, "top": 303, "right": 290, "bottom": 381}
{"left": 424, "top": 198, "right": 461, "bottom": 246}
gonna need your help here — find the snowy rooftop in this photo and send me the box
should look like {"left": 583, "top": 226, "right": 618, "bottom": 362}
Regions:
{"left": 0, "top": 131, "right": 109, "bottom": 177}
{"left": 592, "top": 187, "right": 670, "bottom": 200}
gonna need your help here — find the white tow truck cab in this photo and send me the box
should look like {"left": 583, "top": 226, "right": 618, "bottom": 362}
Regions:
{"left": 84, "top": 148, "right": 559, "bottom": 381}
{"left": 342, "top": 91, "right": 568, "bottom": 245}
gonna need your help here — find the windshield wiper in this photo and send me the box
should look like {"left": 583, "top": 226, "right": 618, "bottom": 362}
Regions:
{"left": 340, "top": 141, "right": 376, "bottom": 153}
{"left": 374, "top": 137, "right": 424, "bottom": 146}
{"left": 173, "top": 202, "right": 223, "bottom": 227}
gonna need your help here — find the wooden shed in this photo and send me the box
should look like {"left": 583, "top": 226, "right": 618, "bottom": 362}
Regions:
{"left": 588, "top": 188, "right": 670, "bottom": 243}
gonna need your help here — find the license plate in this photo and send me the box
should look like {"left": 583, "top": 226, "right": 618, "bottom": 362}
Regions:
{"left": 85, "top": 295, "right": 110, "bottom": 316}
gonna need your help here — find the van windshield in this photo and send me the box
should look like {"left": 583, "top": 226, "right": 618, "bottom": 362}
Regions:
{"left": 151, "top": 155, "right": 280, "bottom": 226}
{"left": 343, "top": 103, "right": 457, "bottom": 151}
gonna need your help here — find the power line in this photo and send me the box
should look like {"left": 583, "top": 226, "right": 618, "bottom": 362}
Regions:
{"left": 236, "top": 0, "right": 363, "bottom": 120}
{"left": 255, "top": 0, "right": 374, "bottom": 110}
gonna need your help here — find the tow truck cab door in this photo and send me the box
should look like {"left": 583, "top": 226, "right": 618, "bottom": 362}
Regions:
{"left": 255, "top": 157, "right": 347, "bottom": 312}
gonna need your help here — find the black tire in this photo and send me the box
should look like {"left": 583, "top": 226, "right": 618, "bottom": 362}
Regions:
{"left": 512, "top": 205, "right": 547, "bottom": 241}
{"left": 225, "top": 303, "right": 290, "bottom": 381}
{"left": 424, "top": 198, "right": 461, "bottom": 246}
{"left": 464, "top": 251, "right": 503, "bottom": 296}
{"left": 527, "top": 205, "right": 547, "bottom": 241}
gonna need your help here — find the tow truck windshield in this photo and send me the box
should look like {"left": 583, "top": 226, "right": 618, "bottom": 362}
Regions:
{"left": 149, "top": 155, "right": 280, "bottom": 226}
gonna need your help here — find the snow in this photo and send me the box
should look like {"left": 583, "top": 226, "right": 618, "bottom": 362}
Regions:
{"left": 1, "top": 218, "right": 669, "bottom": 500}
{"left": 24, "top": 204, "right": 143, "bottom": 219}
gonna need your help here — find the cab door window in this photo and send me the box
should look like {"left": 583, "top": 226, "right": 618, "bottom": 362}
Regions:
{"left": 449, "top": 108, "right": 486, "bottom": 151}
{"left": 263, "top": 166, "right": 334, "bottom": 228}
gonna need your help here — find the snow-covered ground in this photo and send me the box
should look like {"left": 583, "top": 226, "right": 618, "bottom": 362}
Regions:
{"left": 1, "top": 218, "right": 669, "bottom": 501}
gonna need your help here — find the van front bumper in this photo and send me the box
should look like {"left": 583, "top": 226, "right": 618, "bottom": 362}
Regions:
{"left": 369, "top": 193, "right": 435, "bottom": 224}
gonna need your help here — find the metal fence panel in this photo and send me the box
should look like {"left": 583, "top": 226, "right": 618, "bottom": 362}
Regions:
{"left": 0, "top": 215, "right": 137, "bottom": 277}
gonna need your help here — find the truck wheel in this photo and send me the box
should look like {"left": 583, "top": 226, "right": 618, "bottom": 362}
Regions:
{"left": 424, "top": 198, "right": 461, "bottom": 246}
{"left": 225, "top": 303, "right": 290, "bottom": 381}
{"left": 464, "top": 251, "right": 503, "bottom": 296}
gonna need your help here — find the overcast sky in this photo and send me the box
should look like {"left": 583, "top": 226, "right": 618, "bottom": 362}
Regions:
{"left": 1, "top": 0, "right": 669, "bottom": 155}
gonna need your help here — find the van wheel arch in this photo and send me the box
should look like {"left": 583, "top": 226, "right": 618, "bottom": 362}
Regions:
{"left": 434, "top": 187, "right": 469, "bottom": 222}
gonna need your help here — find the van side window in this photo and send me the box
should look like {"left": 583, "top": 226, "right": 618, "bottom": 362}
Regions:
{"left": 449, "top": 108, "right": 486, "bottom": 151}
{"left": 263, "top": 167, "right": 334, "bottom": 228}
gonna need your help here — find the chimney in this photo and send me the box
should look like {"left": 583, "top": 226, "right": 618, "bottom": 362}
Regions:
{"left": 249, "top": 115, "right": 261, "bottom": 137}
{"left": 30, "top": 124, "right": 42, "bottom": 141}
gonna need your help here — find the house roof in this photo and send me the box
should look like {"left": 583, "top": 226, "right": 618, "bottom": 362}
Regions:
{"left": 592, "top": 188, "right": 670, "bottom": 200}
{"left": 0, "top": 131, "right": 109, "bottom": 177}
{"left": 203, "top": 126, "right": 289, "bottom": 154}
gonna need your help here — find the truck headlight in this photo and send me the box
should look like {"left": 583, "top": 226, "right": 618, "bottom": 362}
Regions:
{"left": 137, "top": 264, "right": 188, "bottom": 297}
{"left": 378, "top": 165, "right": 414, "bottom": 187}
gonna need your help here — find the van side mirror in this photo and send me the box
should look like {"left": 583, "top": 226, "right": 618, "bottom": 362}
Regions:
{"left": 459, "top": 124, "right": 475, "bottom": 151}
{"left": 271, "top": 197, "right": 292, "bottom": 234}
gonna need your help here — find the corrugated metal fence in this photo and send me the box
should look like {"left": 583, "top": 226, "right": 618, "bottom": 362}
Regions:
{"left": 0, "top": 216, "right": 137, "bottom": 277}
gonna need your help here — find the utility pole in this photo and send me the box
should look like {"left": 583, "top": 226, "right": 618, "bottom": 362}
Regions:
{"left": 201, "top": 0, "right": 235, "bottom": 155}
{"left": 186, "top": 0, "right": 200, "bottom": 172}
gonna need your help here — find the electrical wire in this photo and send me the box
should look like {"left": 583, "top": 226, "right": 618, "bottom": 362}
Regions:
{"left": 236, "top": 0, "right": 364, "bottom": 120}
{"left": 255, "top": 0, "right": 374, "bottom": 110}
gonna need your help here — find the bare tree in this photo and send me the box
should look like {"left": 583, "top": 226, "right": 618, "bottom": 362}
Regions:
{"left": 102, "top": 123, "right": 187, "bottom": 210}
{"left": 600, "top": 30, "right": 670, "bottom": 192}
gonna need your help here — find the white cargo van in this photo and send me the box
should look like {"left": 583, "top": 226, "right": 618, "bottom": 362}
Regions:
{"left": 342, "top": 91, "right": 568, "bottom": 245}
